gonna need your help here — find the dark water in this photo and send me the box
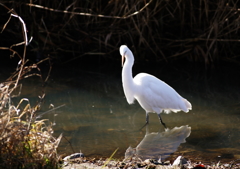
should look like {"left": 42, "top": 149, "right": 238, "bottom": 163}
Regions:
{"left": 6, "top": 62, "right": 240, "bottom": 163}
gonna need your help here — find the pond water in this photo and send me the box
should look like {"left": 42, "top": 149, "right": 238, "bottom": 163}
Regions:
{"left": 5, "top": 61, "right": 240, "bottom": 163}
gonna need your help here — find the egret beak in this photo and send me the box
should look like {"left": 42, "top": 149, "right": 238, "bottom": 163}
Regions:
{"left": 121, "top": 55, "right": 125, "bottom": 67}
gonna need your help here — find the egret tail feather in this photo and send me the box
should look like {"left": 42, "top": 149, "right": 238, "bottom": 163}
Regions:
{"left": 183, "top": 98, "right": 192, "bottom": 112}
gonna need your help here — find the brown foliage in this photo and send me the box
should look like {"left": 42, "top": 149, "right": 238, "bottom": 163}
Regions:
{"left": 0, "top": 4, "right": 61, "bottom": 168}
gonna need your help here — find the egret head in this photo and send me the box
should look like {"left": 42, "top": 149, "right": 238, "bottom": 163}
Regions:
{"left": 119, "top": 45, "right": 129, "bottom": 67}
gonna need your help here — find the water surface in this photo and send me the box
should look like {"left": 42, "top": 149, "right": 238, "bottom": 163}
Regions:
{"left": 8, "top": 63, "right": 240, "bottom": 163}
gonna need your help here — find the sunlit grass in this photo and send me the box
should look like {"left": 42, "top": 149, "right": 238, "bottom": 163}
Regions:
{"left": 0, "top": 4, "right": 61, "bottom": 168}
{"left": 0, "top": 98, "right": 62, "bottom": 168}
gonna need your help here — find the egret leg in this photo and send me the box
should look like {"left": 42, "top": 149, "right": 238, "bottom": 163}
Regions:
{"left": 146, "top": 113, "right": 149, "bottom": 124}
{"left": 157, "top": 113, "right": 167, "bottom": 129}
{"left": 139, "top": 113, "right": 149, "bottom": 130}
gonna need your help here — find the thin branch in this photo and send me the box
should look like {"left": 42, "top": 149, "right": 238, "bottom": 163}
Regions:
{"left": 26, "top": 0, "right": 153, "bottom": 19}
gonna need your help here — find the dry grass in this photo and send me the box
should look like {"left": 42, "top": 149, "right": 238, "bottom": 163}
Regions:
{"left": 0, "top": 100, "right": 62, "bottom": 168}
{"left": 0, "top": 3, "right": 61, "bottom": 169}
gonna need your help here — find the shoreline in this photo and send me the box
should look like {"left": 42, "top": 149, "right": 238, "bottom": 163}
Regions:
{"left": 62, "top": 154, "right": 240, "bottom": 169}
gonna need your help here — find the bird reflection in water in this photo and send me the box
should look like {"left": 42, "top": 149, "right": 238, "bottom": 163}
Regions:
{"left": 124, "top": 125, "right": 191, "bottom": 161}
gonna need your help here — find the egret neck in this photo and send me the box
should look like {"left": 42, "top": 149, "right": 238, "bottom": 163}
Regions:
{"left": 122, "top": 49, "right": 136, "bottom": 104}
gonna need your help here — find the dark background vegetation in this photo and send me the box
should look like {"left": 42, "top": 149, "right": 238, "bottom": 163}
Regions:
{"left": 1, "top": 0, "right": 240, "bottom": 73}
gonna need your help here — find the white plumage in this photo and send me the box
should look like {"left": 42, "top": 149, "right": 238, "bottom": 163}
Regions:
{"left": 119, "top": 45, "right": 192, "bottom": 128}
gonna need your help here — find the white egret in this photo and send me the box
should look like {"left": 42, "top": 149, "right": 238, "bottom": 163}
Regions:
{"left": 119, "top": 45, "right": 192, "bottom": 128}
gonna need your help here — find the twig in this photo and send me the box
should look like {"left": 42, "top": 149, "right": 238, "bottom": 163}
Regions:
{"left": 36, "top": 104, "right": 66, "bottom": 119}
{"left": 26, "top": 0, "right": 153, "bottom": 19}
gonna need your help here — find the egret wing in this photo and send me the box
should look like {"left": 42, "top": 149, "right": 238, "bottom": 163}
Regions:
{"left": 134, "top": 73, "right": 186, "bottom": 113}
